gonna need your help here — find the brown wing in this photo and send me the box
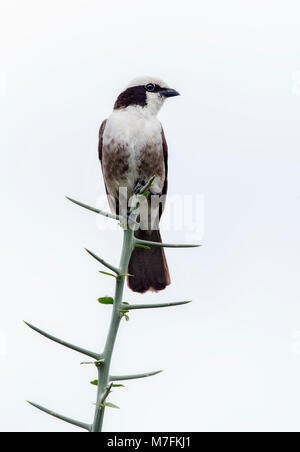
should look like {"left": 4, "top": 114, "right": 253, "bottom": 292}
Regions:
{"left": 98, "top": 119, "right": 118, "bottom": 213}
{"left": 160, "top": 127, "right": 168, "bottom": 218}
{"left": 98, "top": 119, "right": 107, "bottom": 164}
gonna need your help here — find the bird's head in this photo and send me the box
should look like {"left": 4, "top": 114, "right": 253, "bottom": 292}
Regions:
{"left": 114, "top": 76, "right": 180, "bottom": 115}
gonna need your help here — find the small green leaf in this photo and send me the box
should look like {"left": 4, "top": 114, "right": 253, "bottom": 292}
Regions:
{"left": 119, "top": 309, "right": 129, "bottom": 314}
{"left": 98, "top": 297, "right": 114, "bottom": 305}
{"left": 122, "top": 302, "right": 129, "bottom": 305}
{"left": 112, "top": 384, "right": 125, "bottom": 388}
{"left": 104, "top": 402, "right": 120, "bottom": 409}
{"left": 125, "top": 315, "right": 130, "bottom": 322}
{"left": 135, "top": 244, "right": 151, "bottom": 250}
{"left": 142, "top": 191, "right": 150, "bottom": 198}
{"left": 90, "top": 380, "right": 98, "bottom": 386}
{"left": 81, "top": 359, "right": 104, "bottom": 366}
{"left": 99, "top": 271, "right": 116, "bottom": 278}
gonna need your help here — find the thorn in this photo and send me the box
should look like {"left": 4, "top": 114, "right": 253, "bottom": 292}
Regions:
{"left": 24, "top": 321, "right": 100, "bottom": 360}
{"left": 110, "top": 370, "right": 163, "bottom": 381}
{"left": 135, "top": 239, "right": 201, "bottom": 249}
{"left": 123, "top": 300, "right": 192, "bottom": 310}
{"left": 27, "top": 400, "right": 91, "bottom": 431}
{"left": 85, "top": 248, "right": 120, "bottom": 275}
{"left": 66, "top": 196, "right": 120, "bottom": 221}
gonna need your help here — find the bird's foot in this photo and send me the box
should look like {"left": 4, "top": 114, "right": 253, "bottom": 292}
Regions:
{"left": 134, "top": 183, "right": 144, "bottom": 195}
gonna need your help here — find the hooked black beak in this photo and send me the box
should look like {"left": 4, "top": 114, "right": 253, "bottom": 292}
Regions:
{"left": 159, "top": 88, "right": 180, "bottom": 98}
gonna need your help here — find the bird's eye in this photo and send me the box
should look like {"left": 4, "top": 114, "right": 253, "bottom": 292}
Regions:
{"left": 145, "top": 83, "right": 155, "bottom": 92}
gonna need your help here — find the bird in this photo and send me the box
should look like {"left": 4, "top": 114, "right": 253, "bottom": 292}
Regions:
{"left": 98, "top": 76, "right": 180, "bottom": 293}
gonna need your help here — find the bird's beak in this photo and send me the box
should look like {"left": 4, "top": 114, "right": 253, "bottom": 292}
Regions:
{"left": 159, "top": 88, "right": 180, "bottom": 98}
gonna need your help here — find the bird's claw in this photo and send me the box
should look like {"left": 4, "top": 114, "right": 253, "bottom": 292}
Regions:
{"left": 134, "top": 184, "right": 143, "bottom": 195}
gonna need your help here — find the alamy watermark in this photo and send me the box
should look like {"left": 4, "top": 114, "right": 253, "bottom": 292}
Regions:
{"left": 95, "top": 190, "right": 204, "bottom": 242}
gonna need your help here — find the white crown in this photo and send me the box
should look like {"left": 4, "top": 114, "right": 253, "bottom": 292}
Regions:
{"left": 126, "top": 76, "right": 169, "bottom": 89}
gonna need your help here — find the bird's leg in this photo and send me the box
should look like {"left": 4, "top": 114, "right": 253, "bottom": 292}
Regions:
{"left": 130, "top": 181, "right": 145, "bottom": 216}
{"left": 134, "top": 183, "right": 144, "bottom": 195}
{"left": 127, "top": 178, "right": 154, "bottom": 230}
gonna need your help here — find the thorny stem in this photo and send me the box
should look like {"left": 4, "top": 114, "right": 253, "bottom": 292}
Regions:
{"left": 91, "top": 228, "right": 135, "bottom": 432}
{"left": 26, "top": 176, "right": 199, "bottom": 432}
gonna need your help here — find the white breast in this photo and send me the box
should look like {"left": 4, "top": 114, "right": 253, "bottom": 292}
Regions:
{"left": 103, "top": 108, "right": 163, "bottom": 193}
{"left": 104, "top": 107, "right": 162, "bottom": 148}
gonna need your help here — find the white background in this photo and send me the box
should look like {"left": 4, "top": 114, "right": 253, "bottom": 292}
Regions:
{"left": 1, "top": 0, "right": 300, "bottom": 432}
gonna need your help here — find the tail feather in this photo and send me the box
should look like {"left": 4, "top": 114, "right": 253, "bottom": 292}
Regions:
{"left": 128, "top": 229, "right": 170, "bottom": 293}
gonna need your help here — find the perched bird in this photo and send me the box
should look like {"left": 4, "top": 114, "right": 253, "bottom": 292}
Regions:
{"left": 98, "top": 76, "right": 180, "bottom": 293}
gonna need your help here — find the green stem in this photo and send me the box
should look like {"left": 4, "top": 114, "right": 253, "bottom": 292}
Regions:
{"left": 91, "top": 228, "right": 134, "bottom": 432}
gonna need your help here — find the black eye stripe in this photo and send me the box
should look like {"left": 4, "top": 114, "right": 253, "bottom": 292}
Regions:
{"left": 114, "top": 84, "right": 165, "bottom": 110}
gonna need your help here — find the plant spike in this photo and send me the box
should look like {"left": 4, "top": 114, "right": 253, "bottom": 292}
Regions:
{"left": 138, "top": 175, "right": 156, "bottom": 195}
{"left": 85, "top": 248, "right": 120, "bottom": 275}
{"left": 24, "top": 321, "right": 100, "bottom": 360}
{"left": 135, "top": 238, "right": 201, "bottom": 249}
{"left": 122, "top": 300, "right": 192, "bottom": 310}
{"left": 100, "top": 383, "right": 113, "bottom": 405}
{"left": 27, "top": 401, "right": 91, "bottom": 431}
{"left": 126, "top": 175, "right": 155, "bottom": 219}
{"left": 109, "top": 370, "right": 163, "bottom": 382}
{"left": 66, "top": 196, "right": 120, "bottom": 221}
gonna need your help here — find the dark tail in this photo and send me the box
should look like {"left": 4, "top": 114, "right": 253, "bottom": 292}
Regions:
{"left": 128, "top": 229, "right": 171, "bottom": 293}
